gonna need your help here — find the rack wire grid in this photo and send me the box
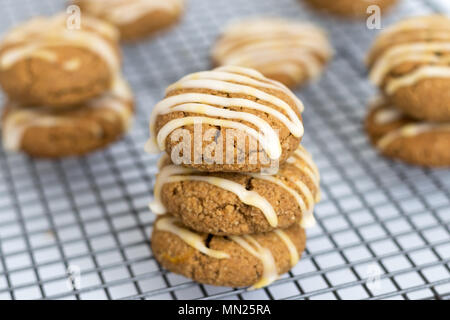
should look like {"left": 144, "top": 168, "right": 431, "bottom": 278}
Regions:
{"left": 0, "top": 0, "right": 449, "bottom": 301}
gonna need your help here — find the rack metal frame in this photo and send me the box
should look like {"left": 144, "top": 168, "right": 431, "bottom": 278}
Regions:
{"left": 0, "top": 0, "right": 449, "bottom": 300}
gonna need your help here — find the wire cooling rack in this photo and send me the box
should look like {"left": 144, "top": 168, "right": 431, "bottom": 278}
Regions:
{"left": 0, "top": 0, "right": 449, "bottom": 300}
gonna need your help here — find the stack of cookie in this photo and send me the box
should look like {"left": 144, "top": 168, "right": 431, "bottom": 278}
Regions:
{"left": 0, "top": 13, "right": 134, "bottom": 158}
{"left": 146, "top": 66, "right": 321, "bottom": 288}
{"left": 365, "top": 15, "right": 450, "bottom": 168}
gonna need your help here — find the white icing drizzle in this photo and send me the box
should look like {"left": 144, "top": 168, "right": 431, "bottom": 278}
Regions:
{"left": 2, "top": 74, "right": 133, "bottom": 152}
{"left": 145, "top": 66, "right": 304, "bottom": 161}
{"left": 154, "top": 216, "right": 298, "bottom": 289}
{"left": 386, "top": 65, "right": 450, "bottom": 94}
{"left": 368, "top": 15, "right": 450, "bottom": 94}
{"left": 212, "top": 18, "right": 332, "bottom": 84}
{"left": 371, "top": 100, "right": 450, "bottom": 150}
{"left": 274, "top": 229, "right": 299, "bottom": 267}
{"left": 75, "top": 0, "right": 184, "bottom": 25}
{"left": 0, "top": 14, "right": 119, "bottom": 75}
{"left": 378, "top": 122, "right": 450, "bottom": 150}
{"left": 155, "top": 217, "right": 230, "bottom": 259}
{"left": 374, "top": 107, "right": 403, "bottom": 125}
{"left": 149, "top": 145, "right": 320, "bottom": 229}
{"left": 150, "top": 164, "right": 278, "bottom": 227}
{"left": 229, "top": 234, "right": 278, "bottom": 289}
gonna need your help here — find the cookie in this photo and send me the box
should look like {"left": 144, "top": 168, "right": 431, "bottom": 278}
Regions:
{"left": 150, "top": 145, "right": 320, "bottom": 235}
{"left": 1, "top": 75, "right": 134, "bottom": 158}
{"left": 303, "top": 0, "right": 397, "bottom": 18}
{"left": 145, "top": 65, "right": 305, "bottom": 172}
{"left": 212, "top": 18, "right": 333, "bottom": 88}
{"left": 367, "top": 15, "right": 450, "bottom": 122}
{"left": 74, "top": 0, "right": 184, "bottom": 41}
{"left": 365, "top": 97, "right": 450, "bottom": 168}
{"left": 0, "top": 13, "right": 121, "bottom": 108}
{"left": 151, "top": 216, "right": 306, "bottom": 288}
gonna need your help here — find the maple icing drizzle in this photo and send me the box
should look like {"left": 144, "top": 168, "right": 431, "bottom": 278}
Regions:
{"left": 75, "top": 0, "right": 184, "bottom": 25}
{"left": 150, "top": 145, "right": 320, "bottom": 228}
{"left": 0, "top": 13, "right": 120, "bottom": 74}
{"left": 145, "top": 65, "right": 304, "bottom": 161}
{"left": 368, "top": 15, "right": 450, "bottom": 94}
{"left": 370, "top": 98, "right": 450, "bottom": 150}
{"left": 2, "top": 74, "right": 133, "bottom": 152}
{"left": 212, "top": 18, "right": 333, "bottom": 84}
{"left": 155, "top": 216, "right": 301, "bottom": 289}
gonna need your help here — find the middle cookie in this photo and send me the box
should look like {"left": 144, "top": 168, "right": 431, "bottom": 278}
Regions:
{"left": 150, "top": 145, "right": 321, "bottom": 235}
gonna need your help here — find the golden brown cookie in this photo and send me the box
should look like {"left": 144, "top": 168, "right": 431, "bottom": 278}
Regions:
{"left": 367, "top": 15, "right": 450, "bottom": 122}
{"left": 145, "top": 66, "right": 305, "bottom": 172}
{"left": 1, "top": 76, "right": 134, "bottom": 158}
{"left": 0, "top": 13, "right": 121, "bottom": 109}
{"left": 365, "top": 97, "right": 450, "bottom": 168}
{"left": 74, "top": 0, "right": 184, "bottom": 41}
{"left": 151, "top": 216, "right": 306, "bottom": 288}
{"left": 212, "top": 18, "right": 333, "bottom": 88}
{"left": 303, "top": 0, "right": 397, "bottom": 18}
{"left": 150, "top": 145, "right": 320, "bottom": 235}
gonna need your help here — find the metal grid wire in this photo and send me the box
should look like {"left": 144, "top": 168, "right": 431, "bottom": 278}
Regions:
{"left": 0, "top": 0, "right": 449, "bottom": 300}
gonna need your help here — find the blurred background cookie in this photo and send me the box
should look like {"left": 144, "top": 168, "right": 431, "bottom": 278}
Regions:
{"left": 73, "top": 0, "right": 185, "bottom": 41}
{"left": 365, "top": 97, "right": 450, "bottom": 168}
{"left": 1, "top": 75, "right": 134, "bottom": 158}
{"left": 303, "top": 0, "right": 398, "bottom": 18}
{"left": 212, "top": 18, "right": 333, "bottom": 88}
{"left": 145, "top": 66, "right": 305, "bottom": 172}
{"left": 151, "top": 216, "right": 306, "bottom": 289}
{"left": 0, "top": 13, "right": 120, "bottom": 108}
{"left": 367, "top": 15, "right": 450, "bottom": 122}
{"left": 150, "top": 145, "right": 320, "bottom": 235}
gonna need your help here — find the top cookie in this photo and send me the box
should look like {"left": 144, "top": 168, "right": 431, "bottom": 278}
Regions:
{"left": 367, "top": 15, "right": 450, "bottom": 122}
{"left": 212, "top": 18, "right": 333, "bottom": 88}
{"left": 0, "top": 13, "right": 120, "bottom": 109}
{"left": 145, "top": 66, "right": 305, "bottom": 173}
{"left": 303, "top": 0, "right": 397, "bottom": 18}
{"left": 74, "top": 0, "right": 184, "bottom": 41}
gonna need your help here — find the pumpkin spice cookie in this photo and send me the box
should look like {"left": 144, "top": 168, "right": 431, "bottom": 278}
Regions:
{"left": 303, "top": 0, "right": 397, "bottom": 18}
{"left": 145, "top": 66, "right": 305, "bottom": 172}
{"left": 74, "top": 0, "right": 184, "bottom": 41}
{"left": 1, "top": 75, "right": 134, "bottom": 158}
{"left": 212, "top": 18, "right": 333, "bottom": 88}
{"left": 151, "top": 216, "right": 306, "bottom": 288}
{"left": 0, "top": 13, "right": 121, "bottom": 109}
{"left": 367, "top": 15, "right": 450, "bottom": 122}
{"left": 365, "top": 97, "right": 450, "bottom": 168}
{"left": 150, "top": 145, "right": 320, "bottom": 235}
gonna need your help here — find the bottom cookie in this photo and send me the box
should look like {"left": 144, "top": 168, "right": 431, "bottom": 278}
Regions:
{"left": 365, "top": 98, "right": 450, "bottom": 168}
{"left": 1, "top": 76, "right": 134, "bottom": 158}
{"left": 151, "top": 216, "right": 306, "bottom": 289}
